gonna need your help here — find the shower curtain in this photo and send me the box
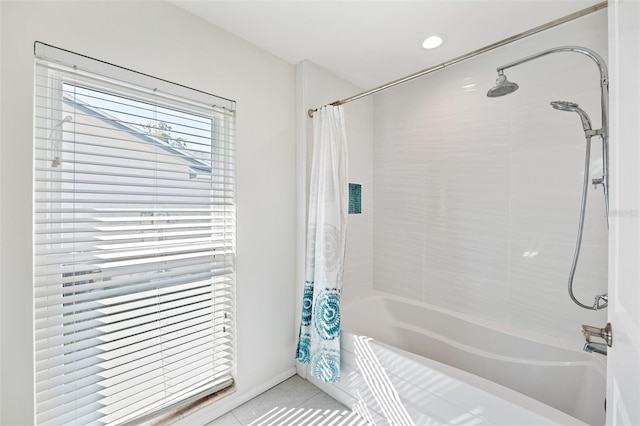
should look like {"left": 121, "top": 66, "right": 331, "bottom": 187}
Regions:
{"left": 296, "top": 105, "right": 348, "bottom": 383}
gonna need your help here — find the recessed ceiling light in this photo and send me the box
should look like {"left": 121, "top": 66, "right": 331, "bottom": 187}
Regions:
{"left": 422, "top": 35, "right": 443, "bottom": 50}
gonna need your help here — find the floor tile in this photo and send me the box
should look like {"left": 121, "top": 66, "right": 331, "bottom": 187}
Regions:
{"left": 299, "top": 391, "right": 350, "bottom": 411}
{"left": 207, "top": 375, "right": 370, "bottom": 426}
{"left": 206, "top": 411, "right": 241, "bottom": 426}
{"left": 229, "top": 376, "right": 321, "bottom": 424}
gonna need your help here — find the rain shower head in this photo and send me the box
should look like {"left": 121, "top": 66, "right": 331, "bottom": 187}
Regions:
{"left": 486, "top": 72, "right": 519, "bottom": 98}
{"left": 550, "top": 100, "right": 592, "bottom": 132}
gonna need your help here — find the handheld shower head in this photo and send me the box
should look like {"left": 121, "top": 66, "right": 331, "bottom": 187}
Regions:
{"left": 550, "top": 101, "right": 592, "bottom": 132}
{"left": 550, "top": 100, "right": 579, "bottom": 111}
{"left": 486, "top": 72, "right": 519, "bottom": 98}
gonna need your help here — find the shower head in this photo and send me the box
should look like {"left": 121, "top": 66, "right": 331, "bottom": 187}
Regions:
{"left": 550, "top": 101, "right": 592, "bottom": 132}
{"left": 551, "top": 100, "right": 583, "bottom": 112}
{"left": 486, "top": 72, "right": 519, "bottom": 98}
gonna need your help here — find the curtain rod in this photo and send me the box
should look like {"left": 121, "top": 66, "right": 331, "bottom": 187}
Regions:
{"left": 308, "top": 0, "right": 607, "bottom": 118}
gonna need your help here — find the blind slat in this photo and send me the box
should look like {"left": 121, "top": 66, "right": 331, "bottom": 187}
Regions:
{"left": 35, "top": 267, "right": 234, "bottom": 301}
{"left": 36, "top": 338, "right": 233, "bottom": 392}
{"left": 35, "top": 272, "right": 233, "bottom": 302}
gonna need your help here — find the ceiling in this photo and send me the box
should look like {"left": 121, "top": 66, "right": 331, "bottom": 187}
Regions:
{"left": 169, "top": 0, "right": 603, "bottom": 90}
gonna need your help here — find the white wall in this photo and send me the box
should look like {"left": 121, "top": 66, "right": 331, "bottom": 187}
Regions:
{"left": 373, "top": 10, "right": 608, "bottom": 345}
{"left": 0, "top": 1, "right": 296, "bottom": 424}
{"left": 295, "top": 61, "right": 374, "bottom": 375}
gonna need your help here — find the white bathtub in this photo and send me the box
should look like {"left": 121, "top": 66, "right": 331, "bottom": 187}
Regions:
{"left": 307, "top": 293, "right": 606, "bottom": 425}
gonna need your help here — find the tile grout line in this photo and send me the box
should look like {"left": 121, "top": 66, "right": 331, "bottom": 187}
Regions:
{"left": 230, "top": 410, "right": 243, "bottom": 426}
{"left": 295, "top": 383, "right": 323, "bottom": 408}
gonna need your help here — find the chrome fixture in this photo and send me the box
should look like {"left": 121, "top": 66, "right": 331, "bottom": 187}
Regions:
{"left": 550, "top": 100, "right": 607, "bottom": 310}
{"left": 582, "top": 323, "right": 612, "bottom": 347}
{"left": 583, "top": 342, "right": 607, "bottom": 356}
{"left": 487, "top": 71, "right": 519, "bottom": 97}
{"left": 593, "top": 293, "right": 608, "bottom": 310}
{"left": 550, "top": 101, "right": 593, "bottom": 132}
{"left": 488, "top": 46, "right": 609, "bottom": 218}
{"left": 488, "top": 46, "right": 609, "bottom": 311}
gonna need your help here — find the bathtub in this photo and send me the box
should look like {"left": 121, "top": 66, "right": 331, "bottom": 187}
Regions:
{"left": 307, "top": 292, "right": 606, "bottom": 425}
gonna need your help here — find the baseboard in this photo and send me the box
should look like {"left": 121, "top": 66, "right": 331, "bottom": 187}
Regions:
{"left": 171, "top": 368, "right": 297, "bottom": 425}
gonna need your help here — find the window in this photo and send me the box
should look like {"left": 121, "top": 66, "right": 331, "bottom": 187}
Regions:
{"left": 33, "top": 43, "right": 236, "bottom": 425}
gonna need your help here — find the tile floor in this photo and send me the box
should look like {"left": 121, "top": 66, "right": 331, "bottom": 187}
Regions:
{"left": 206, "top": 375, "right": 371, "bottom": 426}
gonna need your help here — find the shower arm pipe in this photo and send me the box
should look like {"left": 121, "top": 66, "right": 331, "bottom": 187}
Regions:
{"left": 497, "top": 45, "right": 608, "bottom": 137}
{"left": 498, "top": 45, "right": 610, "bottom": 221}
{"left": 307, "top": 1, "right": 607, "bottom": 118}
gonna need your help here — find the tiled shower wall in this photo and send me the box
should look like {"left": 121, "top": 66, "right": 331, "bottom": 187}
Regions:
{"left": 373, "top": 10, "right": 608, "bottom": 344}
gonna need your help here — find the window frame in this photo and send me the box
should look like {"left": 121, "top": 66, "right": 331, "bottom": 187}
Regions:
{"left": 33, "top": 43, "right": 236, "bottom": 425}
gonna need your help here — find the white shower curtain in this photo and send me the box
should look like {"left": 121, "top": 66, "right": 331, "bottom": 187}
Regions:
{"left": 296, "top": 105, "right": 348, "bottom": 383}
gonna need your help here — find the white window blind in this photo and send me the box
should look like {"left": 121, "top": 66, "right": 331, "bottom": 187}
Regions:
{"left": 33, "top": 43, "right": 236, "bottom": 426}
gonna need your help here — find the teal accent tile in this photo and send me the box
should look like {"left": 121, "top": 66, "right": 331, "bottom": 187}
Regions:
{"left": 349, "top": 183, "right": 361, "bottom": 214}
